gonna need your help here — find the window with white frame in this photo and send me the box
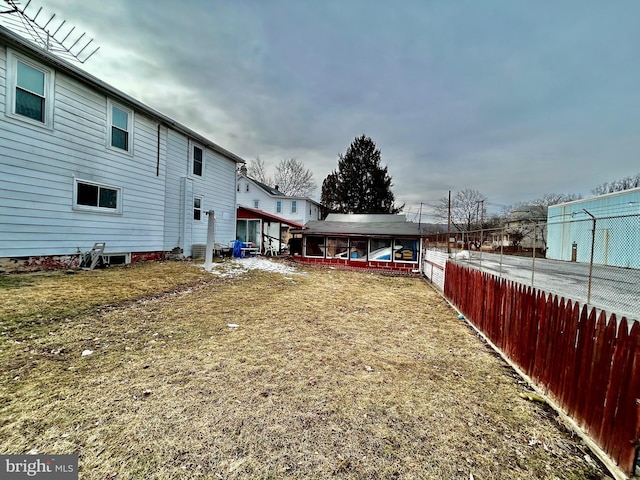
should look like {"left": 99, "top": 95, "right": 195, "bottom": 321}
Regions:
{"left": 73, "top": 179, "right": 122, "bottom": 214}
{"left": 276, "top": 200, "right": 282, "bottom": 213}
{"left": 108, "top": 100, "right": 133, "bottom": 152}
{"left": 291, "top": 200, "right": 297, "bottom": 213}
{"left": 193, "top": 145, "right": 203, "bottom": 176}
{"left": 253, "top": 200, "right": 259, "bottom": 209}
{"left": 304, "top": 236, "right": 324, "bottom": 257}
{"left": 393, "top": 238, "right": 419, "bottom": 262}
{"left": 6, "top": 51, "right": 55, "bottom": 127}
{"left": 193, "top": 196, "right": 203, "bottom": 221}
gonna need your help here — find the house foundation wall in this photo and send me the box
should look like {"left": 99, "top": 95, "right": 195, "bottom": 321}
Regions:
{"left": 0, "top": 251, "right": 169, "bottom": 273}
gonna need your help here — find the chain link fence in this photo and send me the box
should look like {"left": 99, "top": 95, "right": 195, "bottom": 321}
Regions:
{"left": 424, "top": 213, "right": 640, "bottom": 322}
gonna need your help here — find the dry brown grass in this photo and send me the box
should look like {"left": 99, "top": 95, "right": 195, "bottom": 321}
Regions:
{"left": 0, "top": 260, "right": 606, "bottom": 479}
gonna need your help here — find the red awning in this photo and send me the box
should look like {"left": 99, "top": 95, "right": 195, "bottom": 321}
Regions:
{"left": 237, "top": 206, "right": 305, "bottom": 229}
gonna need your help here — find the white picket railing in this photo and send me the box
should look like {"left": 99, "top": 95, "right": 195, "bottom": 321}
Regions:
{"left": 423, "top": 249, "right": 448, "bottom": 290}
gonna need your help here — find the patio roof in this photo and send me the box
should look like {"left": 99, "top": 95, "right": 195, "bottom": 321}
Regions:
{"left": 237, "top": 206, "right": 304, "bottom": 229}
{"left": 292, "top": 214, "right": 425, "bottom": 237}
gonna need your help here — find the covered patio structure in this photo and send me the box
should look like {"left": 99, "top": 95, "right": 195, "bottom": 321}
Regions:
{"left": 290, "top": 214, "right": 425, "bottom": 275}
{"left": 236, "top": 206, "right": 304, "bottom": 255}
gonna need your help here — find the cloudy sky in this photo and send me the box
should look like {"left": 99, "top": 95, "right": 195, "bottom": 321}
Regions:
{"left": 5, "top": 0, "right": 640, "bottom": 219}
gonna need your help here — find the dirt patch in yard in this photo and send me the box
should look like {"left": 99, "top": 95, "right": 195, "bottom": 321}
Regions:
{"left": 0, "top": 259, "right": 607, "bottom": 479}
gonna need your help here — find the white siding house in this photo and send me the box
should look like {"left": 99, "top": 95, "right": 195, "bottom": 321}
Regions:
{"left": 236, "top": 174, "right": 322, "bottom": 225}
{"left": 0, "top": 25, "right": 243, "bottom": 268}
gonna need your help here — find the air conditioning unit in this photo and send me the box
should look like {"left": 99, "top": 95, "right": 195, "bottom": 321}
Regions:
{"left": 191, "top": 244, "right": 206, "bottom": 259}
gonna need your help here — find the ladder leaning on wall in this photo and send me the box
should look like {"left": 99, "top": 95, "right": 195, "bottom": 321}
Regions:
{"left": 80, "top": 242, "right": 106, "bottom": 270}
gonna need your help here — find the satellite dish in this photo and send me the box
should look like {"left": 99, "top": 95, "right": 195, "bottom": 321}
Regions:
{"left": 0, "top": 0, "right": 99, "bottom": 63}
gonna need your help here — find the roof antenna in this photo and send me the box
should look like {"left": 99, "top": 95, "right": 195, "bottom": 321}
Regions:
{"left": 0, "top": 0, "right": 100, "bottom": 63}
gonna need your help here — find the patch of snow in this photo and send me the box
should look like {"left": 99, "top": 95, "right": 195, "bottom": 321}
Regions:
{"left": 451, "top": 250, "right": 471, "bottom": 260}
{"left": 201, "top": 257, "right": 303, "bottom": 277}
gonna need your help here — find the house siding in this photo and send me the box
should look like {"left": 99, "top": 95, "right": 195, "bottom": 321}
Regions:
{"left": 163, "top": 134, "right": 237, "bottom": 257}
{"left": 1, "top": 33, "right": 243, "bottom": 265}
{"left": 235, "top": 175, "right": 321, "bottom": 225}
{"left": 163, "top": 129, "right": 188, "bottom": 253}
{"left": 1, "top": 45, "right": 166, "bottom": 257}
{"left": 0, "top": 44, "right": 5, "bottom": 112}
{"left": 195, "top": 149, "right": 237, "bottom": 246}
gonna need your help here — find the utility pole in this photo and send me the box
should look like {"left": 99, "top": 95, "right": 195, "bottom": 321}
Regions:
{"left": 583, "top": 209, "right": 596, "bottom": 305}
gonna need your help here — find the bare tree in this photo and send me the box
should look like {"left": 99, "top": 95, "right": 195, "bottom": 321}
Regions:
{"left": 592, "top": 173, "right": 640, "bottom": 195}
{"left": 533, "top": 193, "right": 581, "bottom": 206}
{"left": 246, "top": 157, "right": 271, "bottom": 185}
{"left": 436, "top": 189, "right": 487, "bottom": 233}
{"left": 273, "top": 158, "right": 317, "bottom": 197}
{"left": 503, "top": 193, "right": 581, "bottom": 215}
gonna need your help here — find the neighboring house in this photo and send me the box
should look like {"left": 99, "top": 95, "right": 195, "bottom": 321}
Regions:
{"left": 236, "top": 173, "right": 322, "bottom": 225}
{"left": 501, "top": 205, "right": 548, "bottom": 251}
{"left": 290, "top": 213, "right": 425, "bottom": 275}
{"left": 0, "top": 25, "right": 243, "bottom": 269}
{"left": 546, "top": 188, "right": 640, "bottom": 268}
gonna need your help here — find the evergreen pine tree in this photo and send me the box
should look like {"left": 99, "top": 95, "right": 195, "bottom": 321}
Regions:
{"left": 321, "top": 135, "right": 402, "bottom": 215}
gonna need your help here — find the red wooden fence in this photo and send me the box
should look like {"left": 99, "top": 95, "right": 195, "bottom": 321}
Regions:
{"left": 444, "top": 262, "right": 640, "bottom": 476}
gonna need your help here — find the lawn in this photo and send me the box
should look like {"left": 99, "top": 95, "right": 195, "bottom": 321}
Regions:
{"left": 0, "top": 259, "right": 605, "bottom": 479}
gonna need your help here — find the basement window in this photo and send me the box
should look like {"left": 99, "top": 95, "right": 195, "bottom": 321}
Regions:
{"left": 104, "top": 253, "right": 130, "bottom": 265}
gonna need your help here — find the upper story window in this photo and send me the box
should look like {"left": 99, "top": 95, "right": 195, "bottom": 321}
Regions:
{"left": 253, "top": 200, "right": 259, "bottom": 209}
{"left": 16, "top": 61, "right": 45, "bottom": 121}
{"left": 6, "top": 51, "right": 55, "bottom": 128}
{"left": 107, "top": 100, "right": 133, "bottom": 153}
{"left": 291, "top": 200, "right": 297, "bottom": 213}
{"left": 276, "top": 200, "right": 282, "bottom": 213}
{"left": 73, "top": 178, "right": 122, "bottom": 214}
{"left": 193, "top": 145, "right": 203, "bottom": 176}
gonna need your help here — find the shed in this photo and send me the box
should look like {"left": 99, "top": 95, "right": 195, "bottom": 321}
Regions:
{"left": 290, "top": 214, "right": 425, "bottom": 275}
